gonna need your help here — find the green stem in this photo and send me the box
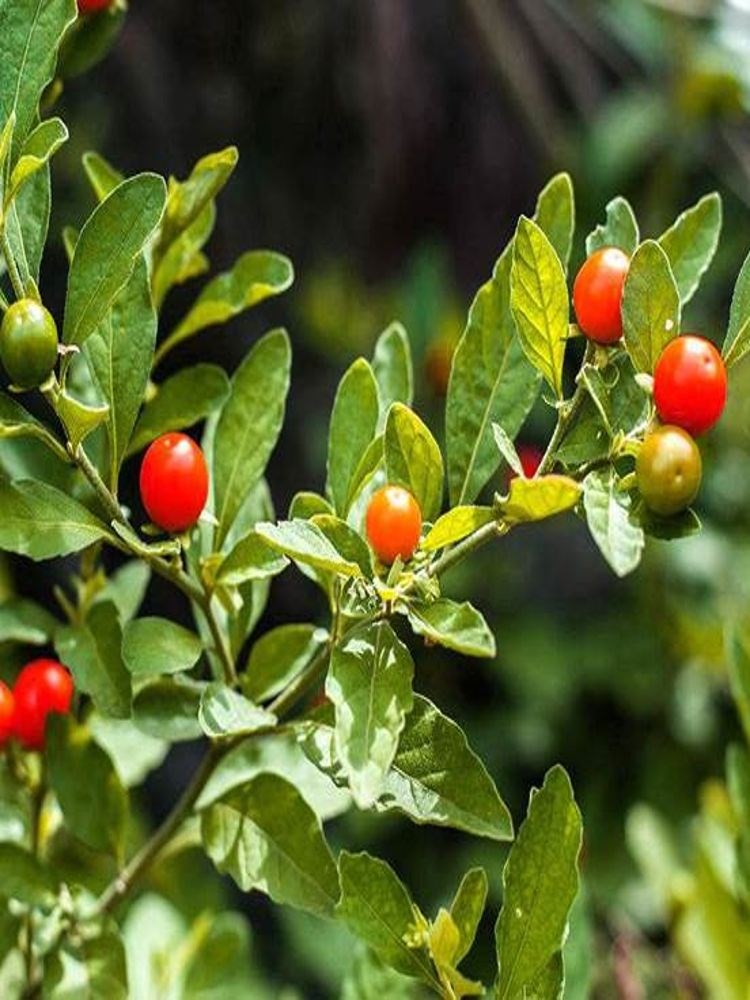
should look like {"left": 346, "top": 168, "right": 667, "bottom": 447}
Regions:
{"left": 22, "top": 766, "right": 45, "bottom": 996}
{"left": 95, "top": 743, "right": 225, "bottom": 918}
{"left": 537, "top": 343, "right": 596, "bottom": 476}
{"left": 426, "top": 520, "right": 508, "bottom": 580}
{"left": 2, "top": 229, "right": 25, "bottom": 300}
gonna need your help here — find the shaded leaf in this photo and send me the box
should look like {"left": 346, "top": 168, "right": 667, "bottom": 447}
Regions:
{"left": 128, "top": 363, "right": 230, "bottom": 456}
{"left": 384, "top": 403, "right": 444, "bottom": 522}
{"left": 122, "top": 617, "right": 203, "bottom": 678}
{"left": 450, "top": 868, "right": 488, "bottom": 964}
{"left": 198, "top": 682, "right": 276, "bottom": 739}
{"left": 585, "top": 196, "right": 639, "bottom": 256}
{"left": 244, "top": 624, "right": 327, "bottom": 702}
{"left": 55, "top": 601, "right": 130, "bottom": 718}
{"left": 337, "top": 851, "right": 440, "bottom": 987}
{"left": 405, "top": 599, "right": 495, "bottom": 658}
{"left": 495, "top": 766, "right": 582, "bottom": 1000}
{"left": 583, "top": 469, "right": 644, "bottom": 577}
{"left": 132, "top": 676, "right": 205, "bottom": 742}
{"left": 723, "top": 248, "right": 750, "bottom": 368}
{"left": 326, "top": 622, "right": 414, "bottom": 808}
{"left": 326, "top": 359, "right": 380, "bottom": 516}
{"left": 0, "top": 479, "right": 111, "bottom": 560}
{"left": 47, "top": 715, "right": 127, "bottom": 856}
{"left": 213, "top": 329, "right": 291, "bottom": 547}
{"left": 659, "top": 192, "right": 721, "bottom": 304}
{"left": 64, "top": 173, "right": 166, "bottom": 348}
{"left": 621, "top": 240, "right": 680, "bottom": 374}
{"left": 201, "top": 773, "right": 340, "bottom": 917}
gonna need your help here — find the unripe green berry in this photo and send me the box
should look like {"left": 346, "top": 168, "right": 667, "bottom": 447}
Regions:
{"left": 0, "top": 299, "right": 59, "bottom": 390}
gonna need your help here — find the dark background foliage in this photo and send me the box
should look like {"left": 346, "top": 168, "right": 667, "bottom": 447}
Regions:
{"left": 14, "top": 0, "right": 750, "bottom": 993}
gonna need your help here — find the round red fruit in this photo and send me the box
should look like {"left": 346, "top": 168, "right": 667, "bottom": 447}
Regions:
{"left": 366, "top": 485, "right": 422, "bottom": 565}
{"left": 13, "top": 660, "right": 74, "bottom": 750}
{"left": 653, "top": 335, "right": 727, "bottom": 436}
{"left": 573, "top": 247, "right": 630, "bottom": 345}
{"left": 77, "top": 0, "right": 111, "bottom": 14}
{"left": 139, "top": 433, "right": 209, "bottom": 533}
{"left": 0, "top": 682, "right": 14, "bottom": 747}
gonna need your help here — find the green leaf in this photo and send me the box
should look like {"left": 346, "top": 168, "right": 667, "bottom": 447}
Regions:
{"left": 0, "top": 597, "right": 57, "bottom": 646}
{"left": 0, "top": 0, "right": 76, "bottom": 157}
{"left": 326, "top": 358, "right": 380, "bottom": 516}
{"left": 445, "top": 241, "right": 539, "bottom": 505}
{"left": 583, "top": 469, "right": 644, "bottom": 578}
{"left": 384, "top": 695, "right": 512, "bottom": 839}
{"left": 152, "top": 202, "right": 215, "bottom": 310}
{"left": 122, "top": 617, "right": 203, "bottom": 678}
{"left": 215, "top": 531, "right": 288, "bottom": 587}
{"left": 336, "top": 851, "right": 440, "bottom": 988}
{"left": 5, "top": 163, "right": 50, "bottom": 284}
{"left": 46, "top": 715, "right": 127, "bottom": 856}
{"left": 55, "top": 601, "right": 130, "bottom": 718}
{"left": 0, "top": 479, "right": 111, "bottom": 560}
{"left": 158, "top": 251, "right": 294, "bottom": 361}
{"left": 92, "top": 561, "right": 150, "bottom": 625}
{"left": 344, "top": 435, "right": 385, "bottom": 515}
{"left": 723, "top": 248, "right": 750, "bottom": 368}
{"left": 495, "top": 766, "right": 582, "bottom": 1000}
{"left": 201, "top": 773, "right": 340, "bottom": 918}
{"left": 132, "top": 676, "right": 205, "bottom": 742}
{"left": 84, "top": 255, "right": 155, "bottom": 487}
{"left": 128, "top": 363, "right": 230, "bottom": 457}
{"left": 525, "top": 954, "right": 564, "bottom": 999}
{"left": 405, "top": 599, "right": 495, "bottom": 658}
{"left": 658, "top": 192, "right": 722, "bottom": 304}
{"left": 43, "top": 929, "right": 128, "bottom": 1000}
{"left": 157, "top": 147, "right": 238, "bottom": 257}
{"left": 244, "top": 624, "right": 327, "bottom": 702}
{"left": 54, "top": 390, "right": 109, "bottom": 452}
{"left": 384, "top": 403, "right": 444, "bottom": 522}
{"left": 198, "top": 682, "right": 276, "bottom": 739}
{"left": 200, "top": 729, "right": 349, "bottom": 822}
{"left": 64, "top": 174, "right": 167, "bottom": 348}
{"left": 492, "top": 423, "right": 523, "bottom": 476}
{"left": 326, "top": 622, "right": 414, "bottom": 809}
{"left": 422, "top": 506, "right": 494, "bottom": 552}
{"left": 510, "top": 217, "right": 568, "bottom": 399}
{"left": 585, "top": 196, "right": 639, "bottom": 256}
{"left": 450, "top": 868, "right": 488, "bottom": 964}
{"left": 497, "top": 475, "right": 582, "bottom": 525}
{"left": 7, "top": 117, "right": 67, "bottom": 204}
{"left": 621, "top": 240, "right": 680, "bottom": 374}
{"left": 534, "top": 172, "right": 575, "bottom": 271}
{"left": 255, "top": 519, "right": 363, "bottom": 578}
{"left": 342, "top": 948, "right": 420, "bottom": 999}
{"left": 213, "top": 329, "right": 291, "bottom": 547}
{"left": 82, "top": 149, "right": 124, "bottom": 202}
{"left": 728, "top": 623, "right": 750, "bottom": 746}
{"left": 0, "top": 843, "right": 55, "bottom": 906}
{"left": 372, "top": 322, "right": 413, "bottom": 426}
{"left": 88, "top": 716, "right": 168, "bottom": 789}
{"left": 310, "top": 515, "right": 373, "bottom": 578}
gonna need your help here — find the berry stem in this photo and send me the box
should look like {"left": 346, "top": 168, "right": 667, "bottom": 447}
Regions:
{"left": 537, "top": 342, "right": 596, "bottom": 476}
{"left": 1, "top": 229, "right": 26, "bottom": 301}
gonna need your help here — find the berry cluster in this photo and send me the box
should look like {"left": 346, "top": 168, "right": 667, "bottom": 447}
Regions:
{"left": 0, "top": 660, "right": 74, "bottom": 752}
{"left": 573, "top": 247, "right": 727, "bottom": 516}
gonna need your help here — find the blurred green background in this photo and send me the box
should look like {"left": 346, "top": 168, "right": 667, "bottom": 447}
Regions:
{"left": 16, "top": 0, "right": 750, "bottom": 994}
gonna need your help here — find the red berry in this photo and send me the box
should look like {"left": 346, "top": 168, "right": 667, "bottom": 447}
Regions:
{"left": 514, "top": 444, "right": 543, "bottom": 480}
{"left": 77, "top": 0, "right": 111, "bottom": 14}
{"left": 573, "top": 247, "right": 630, "bottom": 345}
{"left": 653, "top": 335, "right": 727, "bottom": 436}
{"left": 0, "top": 682, "right": 14, "bottom": 747}
{"left": 13, "top": 660, "right": 74, "bottom": 750}
{"left": 365, "top": 485, "right": 422, "bottom": 565}
{"left": 139, "top": 433, "right": 209, "bottom": 533}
